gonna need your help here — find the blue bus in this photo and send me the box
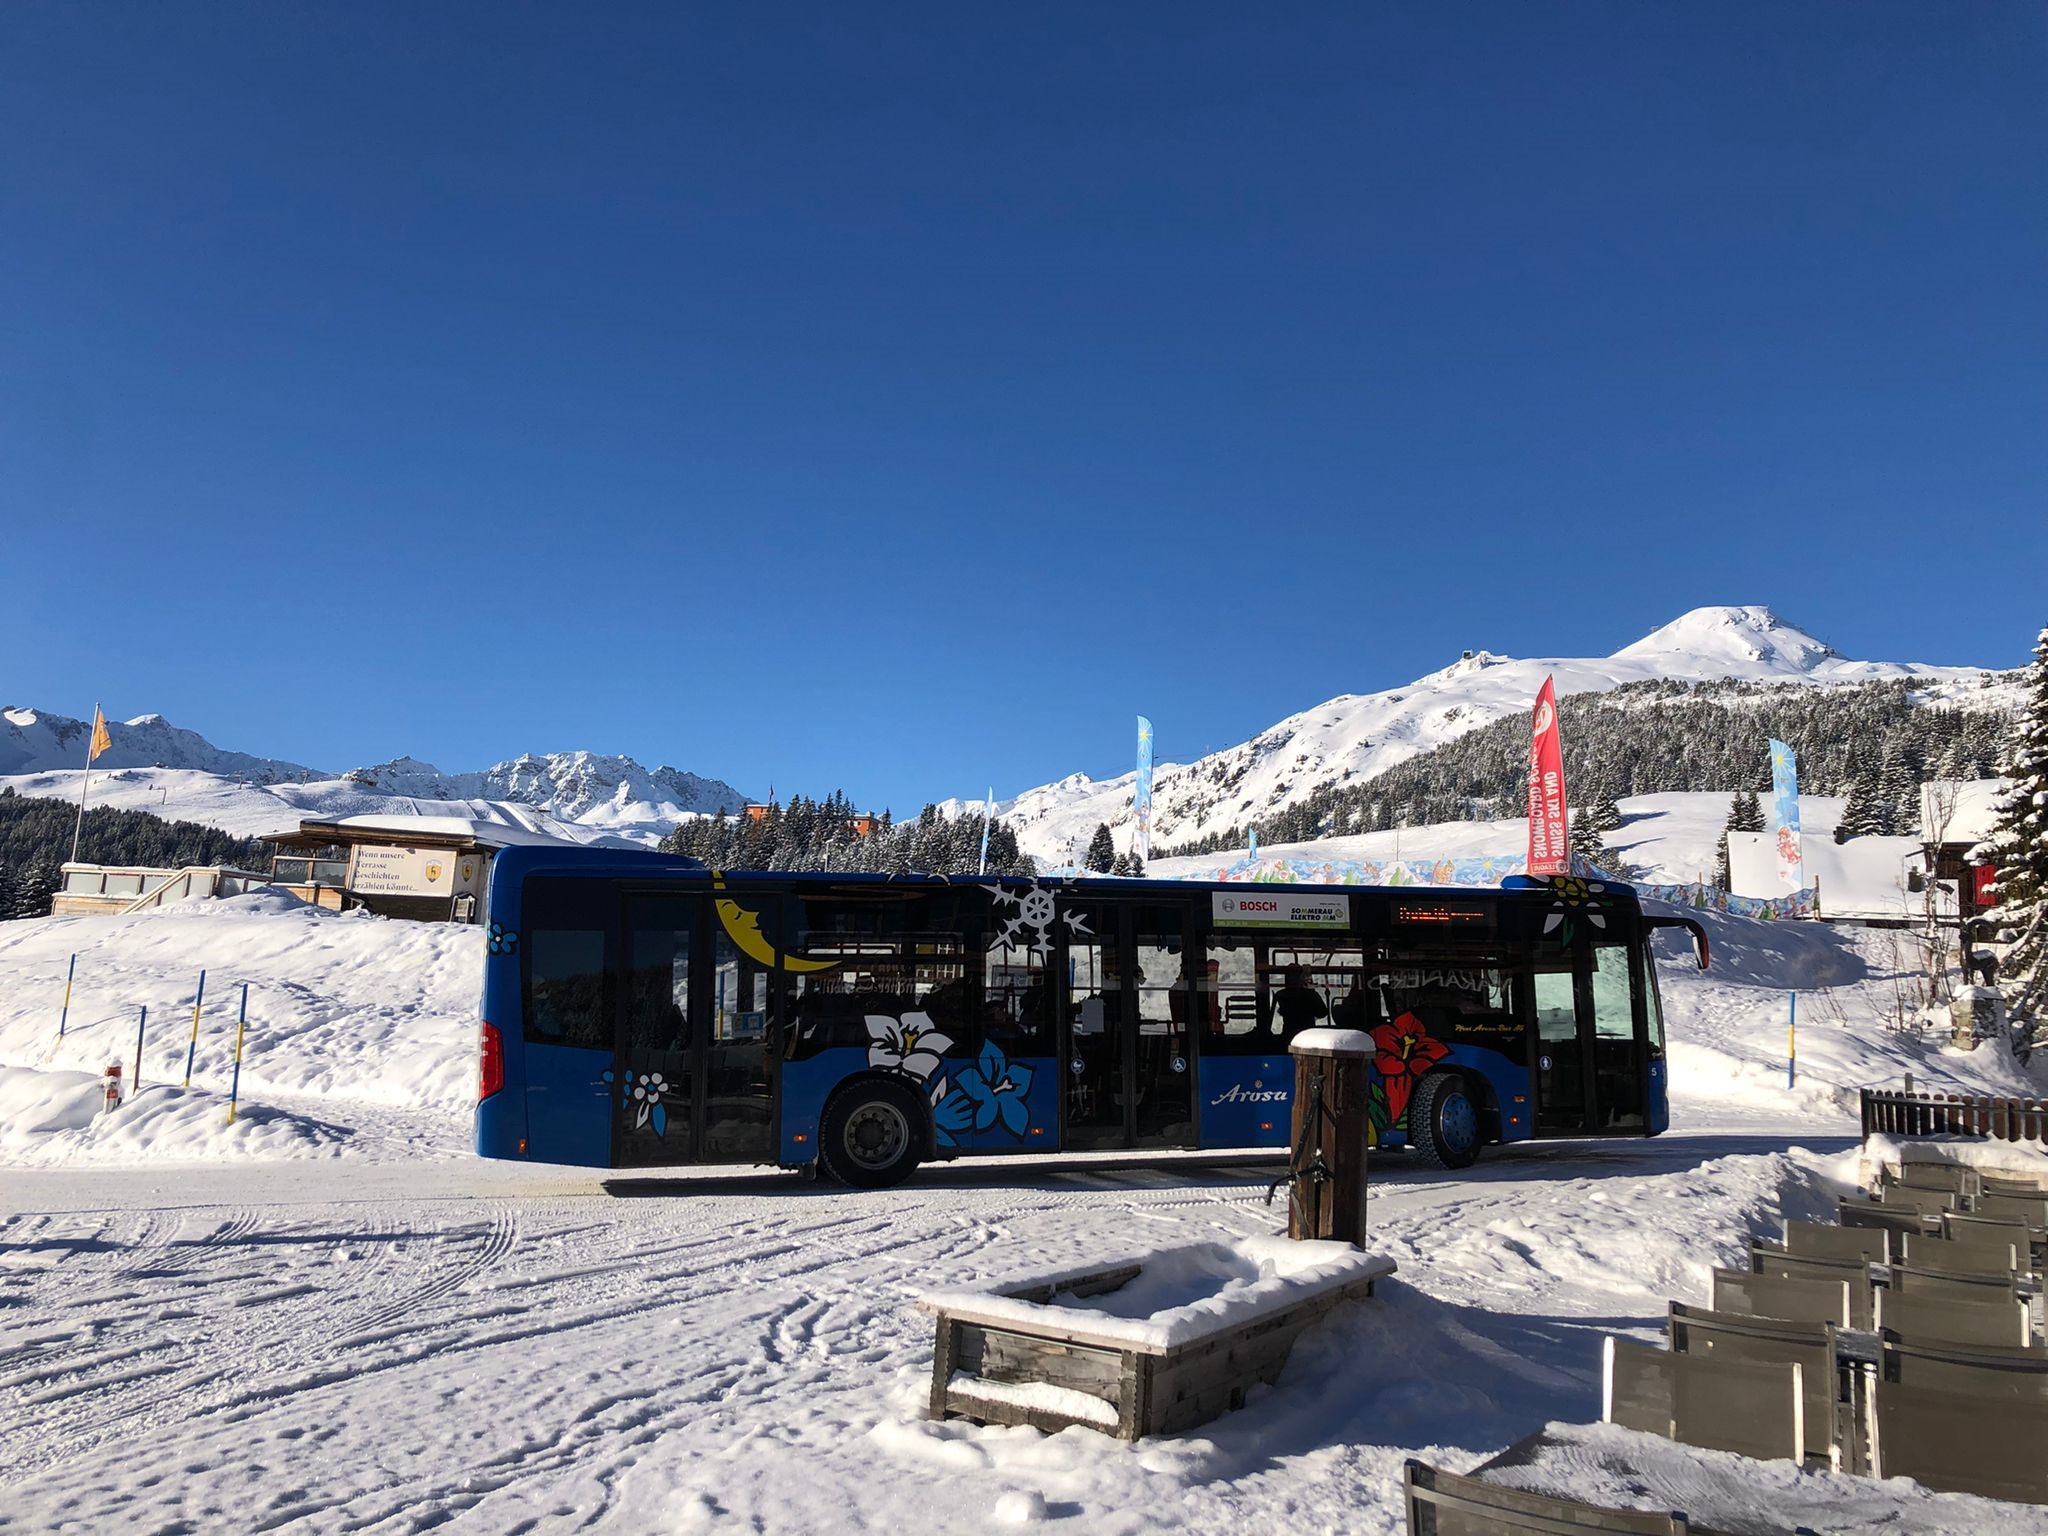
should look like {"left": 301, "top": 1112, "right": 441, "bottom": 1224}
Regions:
{"left": 475, "top": 848, "right": 1707, "bottom": 1186}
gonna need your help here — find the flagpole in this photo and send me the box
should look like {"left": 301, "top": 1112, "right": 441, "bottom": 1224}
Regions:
{"left": 70, "top": 703, "right": 99, "bottom": 866}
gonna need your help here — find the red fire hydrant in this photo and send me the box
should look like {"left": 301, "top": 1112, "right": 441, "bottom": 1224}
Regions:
{"left": 102, "top": 1062, "right": 124, "bottom": 1113}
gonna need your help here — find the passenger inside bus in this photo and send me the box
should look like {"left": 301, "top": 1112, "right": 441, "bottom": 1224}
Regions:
{"left": 1272, "top": 965, "right": 1330, "bottom": 1033}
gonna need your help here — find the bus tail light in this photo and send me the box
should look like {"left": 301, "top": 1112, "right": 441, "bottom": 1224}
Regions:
{"left": 480, "top": 1020, "right": 505, "bottom": 1102}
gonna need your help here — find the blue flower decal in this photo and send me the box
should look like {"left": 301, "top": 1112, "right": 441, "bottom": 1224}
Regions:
{"left": 487, "top": 922, "right": 519, "bottom": 955}
{"left": 953, "top": 1041, "right": 1035, "bottom": 1138}
{"left": 603, "top": 1068, "right": 671, "bottom": 1135}
{"left": 929, "top": 1075, "right": 976, "bottom": 1149}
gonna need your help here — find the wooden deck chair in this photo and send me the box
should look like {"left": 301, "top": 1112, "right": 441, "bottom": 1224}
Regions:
{"left": 1782, "top": 1219, "right": 1888, "bottom": 1265}
{"left": 1869, "top": 1377, "right": 2048, "bottom": 1503}
{"left": 1874, "top": 1285, "right": 2032, "bottom": 1349}
{"left": 1838, "top": 1200, "right": 1930, "bottom": 1246}
{"left": 1710, "top": 1267, "right": 1851, "bottom": 1328}
{"left": 1402, "top": 1458, "right": 1691, "bottom": 1535}
{"left": 1886, "top": 1262, "right": 2024, "bottom": 1313}
{"left": 1751, "top": 1245, "right": 1873, "bottom": 1330}
{"left": 1981, "top": 1171, "right": 2048, "bottom": 1198}
{"left": 1874, "top": 1184, "right": 1958, "bottom": 1218}
{"left": 1899, "top": 1231, "right": 2020, "bottom": 1279}
{"left": 1601, "top": 1337, "right": 1806, "bottom": 1465}
{"left": 1884, "top": 1162, "right": 1980, "bottom": 1198}
{"left": 1602, "top": 1336, "right": 1674, "bottom": 1437}
{"left": 1979, "top": 1190, "right": 2048, "bottom": 1228}
{"left": 1668, "top": 1302, "right": 1837, "bottom": 1468}
{"left": 1944, "top": 1212, "right": 2042, "bottom": 1273}
{"left": 1880, "top": 1332, "right": 2048, "bottom": 1400}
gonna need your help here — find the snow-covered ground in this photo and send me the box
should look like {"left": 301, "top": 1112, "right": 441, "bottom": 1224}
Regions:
{"left": 2, "top": 895, "right": 2045, "bottom": 1532}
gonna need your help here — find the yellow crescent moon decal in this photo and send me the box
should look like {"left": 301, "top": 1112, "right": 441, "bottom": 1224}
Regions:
{"left": 711, "top": 873, "right": 838, "bottom": 973}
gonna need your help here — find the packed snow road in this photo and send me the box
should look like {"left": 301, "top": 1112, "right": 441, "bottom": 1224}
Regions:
{"left": 1, "top": 1127, "right": 1875, "bottom": 1536}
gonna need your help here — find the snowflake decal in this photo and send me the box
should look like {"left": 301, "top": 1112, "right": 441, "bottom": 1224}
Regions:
{"left": 985, "top": 882, "right": 1091, "bottom": 954}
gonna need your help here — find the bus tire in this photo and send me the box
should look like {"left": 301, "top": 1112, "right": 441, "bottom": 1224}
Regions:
{"left": 819, "top": 1078, "right": 927, "bottom": 1189}
{"left": 1409, "top": 1072, "right": 1482, "bottom": 1171}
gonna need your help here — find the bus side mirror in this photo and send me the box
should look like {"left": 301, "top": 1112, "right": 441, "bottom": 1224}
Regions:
{"left": 1647, "top": 917, "right": 1710, "bottom": 971}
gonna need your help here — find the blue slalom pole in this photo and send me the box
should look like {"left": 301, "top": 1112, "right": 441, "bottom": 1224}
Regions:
{"left": 57, "top": 953, "right": 76, "bottom": 1039}
{"left": 133, "top": 1004, "right": 148, "bottom": 1091}
{"left": 1787, "top": 991, "right": 1797, "bottom": 1090}
{"left": 183, "top": 968, "right": 207, "bottom": 1087}
{"left": 227, "top": 984, "right": 249, "bottom": 1126}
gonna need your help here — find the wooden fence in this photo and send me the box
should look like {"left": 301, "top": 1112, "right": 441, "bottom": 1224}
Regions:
{"left": 1861, "top": 1087, "right": 2048, "bottom": 1145}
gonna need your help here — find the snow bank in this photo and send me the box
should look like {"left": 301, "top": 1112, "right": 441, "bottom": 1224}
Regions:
{"left": 0, "top": 898, "right": 481, "bottom": 1166}
{"left": 0, "top": 1066, "right": 358, "bottom": 1165}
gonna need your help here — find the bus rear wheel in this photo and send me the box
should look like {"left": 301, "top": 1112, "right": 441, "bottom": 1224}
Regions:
{"left": 1409, "top": 1072, "right": 1482, "bottom": 1171}
{"left": 820, "top": 1079, "right": 926, "bottom": 1188}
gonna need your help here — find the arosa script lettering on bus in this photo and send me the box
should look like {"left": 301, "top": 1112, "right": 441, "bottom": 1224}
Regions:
{"left": 1210, "top": 1084, "right": 1290, "bottom": 1104}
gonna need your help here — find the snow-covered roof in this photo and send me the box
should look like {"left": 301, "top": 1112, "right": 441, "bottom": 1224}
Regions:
{"left": 1921, "top": 779, "right": 2008, "bottom": 846}
{"left": 1727, "top": 830, "right": 1935, "bottom": 918}
{"left": 268, "top": 809, "right": 641, "bottom": 852}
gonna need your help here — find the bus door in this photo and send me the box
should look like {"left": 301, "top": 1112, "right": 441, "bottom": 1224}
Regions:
{"left": 1060, "top": 901, "right": 1194, "bottom": 1150}
{"left": 1529, "top": 957, "right": 1590, "bottom": 1135}
{"left": 1528, "top": 943, "right": 1648, "bottom": 1136}
{"left": 618, "top": 892, "right": 779, "bottom": 1167}
{"left": 619, "top": 893, "right": 699, "bottom": 1167}
{"left": 701, "top": 910, "right": 778, "bottom": 1161}
{"left": 521, "top": 878, "right": 617, "bottom": 1167}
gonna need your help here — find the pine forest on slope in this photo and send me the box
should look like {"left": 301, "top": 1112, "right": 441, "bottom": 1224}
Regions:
{"left": 1159, "top": 675, "right": 2013, "bottom": 857}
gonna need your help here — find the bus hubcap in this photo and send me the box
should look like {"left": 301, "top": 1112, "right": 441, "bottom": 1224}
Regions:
{"left": 845, "top": 1102, "right": 909, "bottom": 1168}
{"left": 1440, "top": 1092, "right": 1477, "bottom": 1152}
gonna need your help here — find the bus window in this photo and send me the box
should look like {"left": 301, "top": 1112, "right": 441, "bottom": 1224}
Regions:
{"left": 1203, "top": 936, "right": 1260, "bottom": 1042}
{"left": 526, "top": 928, "right": 609, "bottom": 1049}
{"left": 1133, "top": 914, "right": 1192, "bottom": 1144}
{"left": 1590, "top": 946, "right": 1635, "bottom": 1040}
{"left": 625, "top": 914, "right": 689, "bottom": 1055}
{"left": 1638, "top": 946, "right": 1666, "bottom": 1058}
{"left": 984, "top": 942, "right": 1051, "bottom": 1056}
{"left": 1590, "top": 945, "right": 1643, "bottom": 1128}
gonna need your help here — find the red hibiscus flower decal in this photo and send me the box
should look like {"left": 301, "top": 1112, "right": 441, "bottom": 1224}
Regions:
{"left": 1371, "top": 1011, "right": 1449, "bottom": 1127}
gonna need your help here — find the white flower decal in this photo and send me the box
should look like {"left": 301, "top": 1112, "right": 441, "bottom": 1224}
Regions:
{"left": 865, "top": 1011, "right": 954, "bottom": 1081}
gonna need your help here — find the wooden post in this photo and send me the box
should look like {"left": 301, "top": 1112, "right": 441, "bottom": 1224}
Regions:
{"left": 1285, "top": 1028, "right": 1372, "bottom": 1246}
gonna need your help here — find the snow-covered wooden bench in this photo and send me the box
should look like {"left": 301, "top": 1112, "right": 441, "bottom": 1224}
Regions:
{"left": 919, "top": 1235, "right": 1394, "bottom": 1440}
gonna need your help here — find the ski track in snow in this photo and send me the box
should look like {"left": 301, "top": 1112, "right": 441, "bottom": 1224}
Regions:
{"left": 4, "top": 887, "right": 2048, "bottom": 1529}
{"left": 0, "top": 1132, "right": 1913, "bottom": 1536}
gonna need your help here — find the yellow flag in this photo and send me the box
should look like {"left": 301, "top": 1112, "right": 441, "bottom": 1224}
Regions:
{"left": 89, "top": 707, "right": 112, "bottom": 763}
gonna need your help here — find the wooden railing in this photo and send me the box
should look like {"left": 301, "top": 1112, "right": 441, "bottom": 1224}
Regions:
{"left": 1861, "top": 1087, "right": 2048, "bottom": 1145}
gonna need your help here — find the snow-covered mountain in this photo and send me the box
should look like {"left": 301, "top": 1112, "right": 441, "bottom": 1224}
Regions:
{"left": 973, "top": 606, "right": 2011, "bottom": 867}
{"left": 0, "top": 707, "right": 749, "bottom": 847}
{"left": 1, "top": 707, "right": 322, "bottom": 783}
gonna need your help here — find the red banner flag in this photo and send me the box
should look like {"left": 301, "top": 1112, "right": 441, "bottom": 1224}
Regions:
{"left": 1526, "top": 676, "right": 1570, "bottom": 876}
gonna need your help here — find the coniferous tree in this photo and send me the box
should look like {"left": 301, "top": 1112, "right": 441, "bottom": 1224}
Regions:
{"left": 10, "top": 856, "right": 57, "bottom": 920}
{"left": 1568, "top": 808, "right": 1604, "bottom": 869}
{"left": 1879, "top": 744, "right": 1921, "bottom": 837}
{"left": 1984, "top": 625, "right": 2048, "bottom": 1035}
{"left": 1837, "top": 773, "right": 1889, "bottom": 842}
{"left": 1084, "top": 823, "right": 1116, "bottom": 874}
{"left": 1711, "top": 790, "right": 1765, "bottom": 890}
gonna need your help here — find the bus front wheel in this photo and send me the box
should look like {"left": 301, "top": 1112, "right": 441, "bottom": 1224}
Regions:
{"left": 1409, "top": 1072, "right": 1482, "bottom": 1171}
{"left": 820, "top": 1079, "right": 926, "bottom": 1188}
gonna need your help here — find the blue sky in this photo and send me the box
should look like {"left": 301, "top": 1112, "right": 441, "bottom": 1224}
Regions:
{"left": 5, "top": 3, "right": 2044, "bottom": 810}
